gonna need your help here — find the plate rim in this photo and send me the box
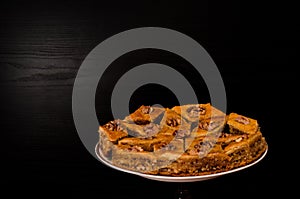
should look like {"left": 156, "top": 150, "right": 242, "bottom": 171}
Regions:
{"left": 95, "top": 143, "right": 268, "bottom": 182}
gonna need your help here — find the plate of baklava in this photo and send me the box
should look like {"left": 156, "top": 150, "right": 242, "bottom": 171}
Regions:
{"left": 96, "top": 103, "right": 268, "bottom": 182}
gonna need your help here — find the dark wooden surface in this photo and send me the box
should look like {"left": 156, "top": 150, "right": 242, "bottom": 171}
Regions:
{"left": 1, "top": 1, "right": 298, "bottom": 198}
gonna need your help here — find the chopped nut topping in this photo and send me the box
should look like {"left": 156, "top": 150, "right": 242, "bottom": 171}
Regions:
{"left": 199, "top": 120, "right": 221, "bottom": 131}
{"left": 136, "top": 164, "right": 146, "bottom": 171}
{"left": 189, "top": 141, "right": 214, "bottom": 156}
{"left": 141, "top": 106, "right": 153, "bottom": 114}
{"left": 127, "top": 145, "right": 144, "bottom": 152}
{"left": 161, "top": 143, "right": 177, "bottom": 151}
{"left": 235, "top": 116, "right": 250, "bottom": 125}
{"left": 174, "top": 129, "right": 190, "bottom": 138}
{"left": 166, "top": 118, "right": 181, "bottom": 127}
{"left": 187, "top": 106, "right": 206, "bottom": 118}
{"left": 104, "top": 120, "right": 123, "bottom": 131}
{"left": 199, "top": 121, "right": 209, "bottom": 130}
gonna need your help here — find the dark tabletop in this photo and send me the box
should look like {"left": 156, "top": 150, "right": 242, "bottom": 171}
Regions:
{"left": 1, "top": 1, "right": 298, "bottom": 198}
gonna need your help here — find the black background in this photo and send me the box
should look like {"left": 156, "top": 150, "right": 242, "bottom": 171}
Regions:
{"left": 1, "top": 0, "right": 298, "bottom": 198}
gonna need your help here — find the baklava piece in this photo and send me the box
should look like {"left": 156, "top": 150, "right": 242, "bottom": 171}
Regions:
{"left": 227, "top": 113, "right": 259, "bottom": 135}
{"left": 98, "top": 120, "right": 128, "bottom": 159}
{"left": 124, "top": 105, "right": 165, "bottom": 125}
{"left": 121, "top": 122, "right": 161, "bottom": 138}
{"left": 172, "top": 103, "right": 226, "bottom": 123}
{"left": 246, "top": 131, "right": 267, "bottom": 163}
{"left": 160, "top": 108, "right": 191, "bottom": 132}
{"left": 111, "top": 145, "right": 159, "bottom": 173}
{"left": 224, "top": 140, "right": 250, "bottom": 168}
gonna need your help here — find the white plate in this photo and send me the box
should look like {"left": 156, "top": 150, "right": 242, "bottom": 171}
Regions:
{"left": 95, "top": 143, "right": 268, "bottom": 182}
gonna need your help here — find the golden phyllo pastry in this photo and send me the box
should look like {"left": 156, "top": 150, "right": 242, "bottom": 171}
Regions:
{"left": 98, "top": 103, "right": 267, "bottom": 176}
